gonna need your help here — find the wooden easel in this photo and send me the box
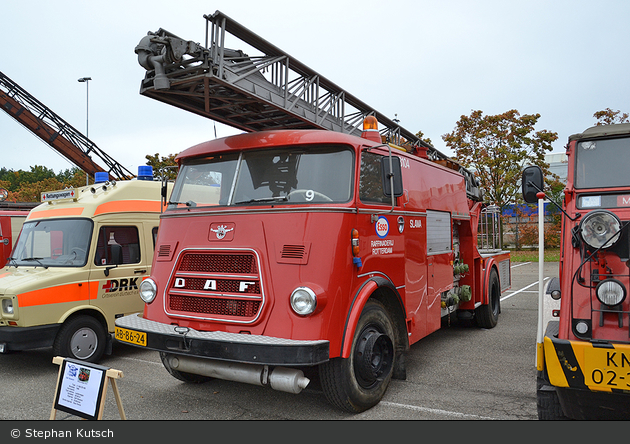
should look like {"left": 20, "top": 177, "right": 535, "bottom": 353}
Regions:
{"left": 50, "top": 356, "right": 126, "bottom": 420}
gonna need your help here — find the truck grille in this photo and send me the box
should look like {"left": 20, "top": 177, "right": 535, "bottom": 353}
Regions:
{"left": 166, "top": 250, "right": 263, "bottom": 323}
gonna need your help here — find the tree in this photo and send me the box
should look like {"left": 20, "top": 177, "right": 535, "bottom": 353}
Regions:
{"left": 145, "top": 153, "right": 178, "bottom": 180}
{"left": 442, "top": 110, "right": 558, "bottom": 245}
{"left": 593, "top": 108, "right": 630, "bottom": 125}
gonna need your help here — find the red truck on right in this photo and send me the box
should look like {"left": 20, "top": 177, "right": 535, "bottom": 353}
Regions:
{"left": 523, "top": 123, "right": 630, "bottom": 420}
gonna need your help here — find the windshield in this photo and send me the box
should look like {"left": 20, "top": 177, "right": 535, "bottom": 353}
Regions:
{"left": 575, "top": 137, "right": 630, "bottom": 189}
{"left": 169, "top": 146, "right": 354, "bottom": 208}
{"left": 9, "top": 218, "right": 93, "bottom": 268}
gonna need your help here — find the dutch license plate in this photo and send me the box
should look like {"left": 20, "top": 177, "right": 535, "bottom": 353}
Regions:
{"left": 584, "top": 348, "right": 630, "bottom": 390}
{"left": 115, "top": 326, "right": 147, "bottom": 347}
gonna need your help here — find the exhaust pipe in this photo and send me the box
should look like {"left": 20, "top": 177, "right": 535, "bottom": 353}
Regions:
{"left": 166, "top": 354, "right": 310, "bottom": 394}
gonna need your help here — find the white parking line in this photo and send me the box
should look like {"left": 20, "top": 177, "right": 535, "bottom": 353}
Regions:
{"left": 380, "top": 401, "right": 498, "bottom": 420}
{"left": 501, "top": 278, "right": 549, "bottom": 302}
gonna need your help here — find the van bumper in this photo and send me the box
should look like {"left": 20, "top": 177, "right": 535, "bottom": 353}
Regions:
{"left": 0, "top": 324, "right": 60, "bottom": 352}
{"left": 114, "top": 313, "right": 330, "bottom": 366}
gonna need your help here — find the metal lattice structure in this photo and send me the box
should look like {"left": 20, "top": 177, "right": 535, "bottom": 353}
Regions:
{"left": 135, "top": 10, "right": 482, "bottom": 200}
{"left": 0, "top": 71, "right": 134, "bottom": 180}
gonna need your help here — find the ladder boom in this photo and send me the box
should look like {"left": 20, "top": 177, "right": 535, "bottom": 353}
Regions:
{"left": 0, "top": 71, "right": 134, "bottom": 180}
{"left": 135, "top": 11, "right": 482, "bottom": 200}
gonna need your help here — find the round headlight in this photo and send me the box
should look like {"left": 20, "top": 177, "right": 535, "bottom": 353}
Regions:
{"left": 596, "top": 279, "right": 626, "bottom": 307}
{"left": 580, "top": 210, "right": 622, "bottom": 250}
{"left": 139, "top": 278, "right": 158, "bottom": 303}
{"left": 290, "top": 287, "right": 317, "bottom": 316}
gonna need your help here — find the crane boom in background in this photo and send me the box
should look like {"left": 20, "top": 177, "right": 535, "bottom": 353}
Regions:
{"left": 0, "top": 70, "right": 134, "bottom": 181}
{"left": 134, "top": 10, "right": 482, "bottom": 201}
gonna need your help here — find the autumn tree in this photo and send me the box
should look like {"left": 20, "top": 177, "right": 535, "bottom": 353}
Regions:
{"left": 442, "top": 110, "right": 558, "bottom": 245}
{"left": 145, "top": 153, "right": 178, "bottom": 180}
{"left": 594, "top": 108, "right": 630, "bottom": 125}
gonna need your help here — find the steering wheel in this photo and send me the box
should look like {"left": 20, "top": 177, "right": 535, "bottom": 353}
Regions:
{"left": 287, "top": 189, "right": 333, "bottom": 202}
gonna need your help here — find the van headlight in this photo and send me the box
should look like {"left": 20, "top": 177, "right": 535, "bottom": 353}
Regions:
{"left": 580, "top": 210, "right": 622, "bottom": 250}
{"left": 596, "top": 279, "right": 626, "bottom": 307}
{"left": 1, "top": 299, "right": 13, "bottom": 315}
{"left": 139, "top": 278, "right": 158, "bottom": 303}
{"left": 290, "top": 287, "right": 317, "bottom": 316}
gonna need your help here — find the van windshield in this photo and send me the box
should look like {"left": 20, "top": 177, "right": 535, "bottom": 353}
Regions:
{"left": 169, "top": 146, "right": 354, "bottom": 208}
{"left": 9, "top": 218, "right": 93, "bottom": 268}
{"left": 575, "top": 137, "right": 630, "bottom": 189}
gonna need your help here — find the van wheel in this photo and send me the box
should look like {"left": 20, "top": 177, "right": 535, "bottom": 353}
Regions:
{"left": 160, "top": 352, "right": 212, "bottom": 383}
{"left": 320, "top": 300, "right": 395, "bottom": 413}
{"left": 476, "top": 268, "right": 500, "bottom": 328}
{"left": 537, "top": 373, "right": 569, "bottom": 420}
{"left": 53, "top": 315, "right": 106, "bottom": 363}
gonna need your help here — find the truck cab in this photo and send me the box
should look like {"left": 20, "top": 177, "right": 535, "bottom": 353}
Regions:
{"left": 0, "top": 168, "right": 172, "bottom": 362}
{"left": 525, "top": 123, "right": 630, "bottom": 420}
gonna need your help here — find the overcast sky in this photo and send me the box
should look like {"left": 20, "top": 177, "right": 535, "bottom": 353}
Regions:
{"left": 2, "top": 0, "right": 629, "bottom": 175}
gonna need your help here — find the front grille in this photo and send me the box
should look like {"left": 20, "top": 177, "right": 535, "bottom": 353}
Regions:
{"left": 167, "top": 250, "right": 263, "bottom": 322}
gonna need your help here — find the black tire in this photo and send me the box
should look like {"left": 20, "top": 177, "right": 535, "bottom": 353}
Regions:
{"left": 320, "top": 299, "right": 395, "bottom": 413}
{"left": 537, "top": 373, "right": 569, "bottom": 420}
{"left": 160, "top": 352, "right": 213, "bottom": 383}
{"left": 475, "top": 268, "right": 500, "bottom": 328}
{"left": 53, "top": 315, "right": 107, "bottom": 363}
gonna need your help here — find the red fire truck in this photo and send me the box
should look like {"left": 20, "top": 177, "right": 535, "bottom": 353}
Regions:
{"left": 524, "top": 123, "right": 630, "bottom": 420}
{"left": 115, "top": 116, "right": 511, "bottom": 412}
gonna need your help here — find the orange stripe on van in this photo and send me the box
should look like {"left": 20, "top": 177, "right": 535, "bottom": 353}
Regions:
{"left": 27, "top": 208, "right": 84, "bottom": 220}
{"left": 18, "top": 282, "right": 92, "bottom": 307}
{"left": 94, "top": 200, "right": 161, "bottom": 216}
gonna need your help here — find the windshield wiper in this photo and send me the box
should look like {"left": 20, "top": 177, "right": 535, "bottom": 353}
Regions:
{"left": 168, "top": 200, "right": 197, "bottom": 207}
{"left": 234, "top": 196, "right": 288, "bottom": 205}
{"left": 20, "top": 257, "right": 48, "bottom": 268}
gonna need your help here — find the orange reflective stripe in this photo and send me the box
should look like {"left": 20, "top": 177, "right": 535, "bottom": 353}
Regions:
{"left": 18, "top": 283, "right": 91, "bottom": 307}
{"left": 27, "top": 208, "right": 84, "bottom": 220}
{"left": 94, "top": 200, "right": 161, "bottom": 216}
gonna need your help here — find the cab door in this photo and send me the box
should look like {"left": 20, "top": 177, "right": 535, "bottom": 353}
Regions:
{"left": 89, "top": 224, "right": 149, "bottom": 331}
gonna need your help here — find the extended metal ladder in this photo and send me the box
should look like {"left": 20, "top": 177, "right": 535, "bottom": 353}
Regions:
{"left": 135, "top": 10, "right": 482, "bottom": 201}
{"left": 0, "top": 71, "right": 134, "bottom": 180}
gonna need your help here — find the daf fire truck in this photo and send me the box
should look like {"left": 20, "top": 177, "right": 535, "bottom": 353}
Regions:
{"left": 0, "top": 168, "right": 172, "bottom": 363}
{"left": 524, "top": 123, "right": 630, "bottom": 420}
{"left": 114, "top": 11, "right": 511, "bottom": 412}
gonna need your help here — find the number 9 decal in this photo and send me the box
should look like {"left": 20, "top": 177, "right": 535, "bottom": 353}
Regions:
{"left": 305, "top": 190, "right": 314, "bottom": 201}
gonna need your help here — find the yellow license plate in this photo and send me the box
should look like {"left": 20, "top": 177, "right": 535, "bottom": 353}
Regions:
{"left": 115, "top": 327, "right": 147, "bottom": 346}
{"left": 584, "top": 348, "right": 630, "bottom": 390}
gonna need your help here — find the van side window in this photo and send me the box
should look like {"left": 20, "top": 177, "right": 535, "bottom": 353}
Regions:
{"left": 359, "top": 151, "right": 389, "bottom": 204}
{"left": 94, "top": 226, "right": 141, "bottom": 266}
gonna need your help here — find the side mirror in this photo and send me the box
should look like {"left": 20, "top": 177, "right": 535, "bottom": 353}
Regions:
{"left": 522, "top": 165, "right": 544, "bottom": 204}
{"left": 381, "top": 156, "right": 403, "bottom": 198}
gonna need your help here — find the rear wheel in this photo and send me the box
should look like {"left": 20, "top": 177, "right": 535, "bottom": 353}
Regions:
{"left": 53, "top": 315, "right": 106, "bottom": 363}
{"left": 160, "top": 352, "right": 213, "bottom": 383}
{"left": 475, "top": 268, "right": 500, "bottom": 328}
{"left": 320, "top": 299, "right": 395, "bottom": 413}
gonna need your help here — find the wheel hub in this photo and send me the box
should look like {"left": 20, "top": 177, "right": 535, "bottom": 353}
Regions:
{"left": 354, "top": 327, "right": 393, "bottom": 387}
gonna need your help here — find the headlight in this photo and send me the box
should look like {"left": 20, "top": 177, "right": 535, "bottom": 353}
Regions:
{"left": 290, "top": 287, "right": 317, "bottom": 316}
{"left": 139, "top": 278, "right": 158, "bottom": 303}
{"left": 579, "top": 210, "right": 622, "bottom": 249}
{"left": 1, "top": 299, "right": 13, "bottom": 315}
{"left": 596, "top": 279, "right": 626, "bottom": 307}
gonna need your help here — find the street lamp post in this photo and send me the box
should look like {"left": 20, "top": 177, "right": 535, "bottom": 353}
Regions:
{"left": 78, "top": 77, "right": 92, "bottom": 185}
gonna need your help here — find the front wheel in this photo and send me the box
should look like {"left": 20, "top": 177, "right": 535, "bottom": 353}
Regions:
{"left": 319, "top": 300, "right": 395, "bottom": 413}
{"left": 53, "top": 315, "right": 107, "bottom": 363}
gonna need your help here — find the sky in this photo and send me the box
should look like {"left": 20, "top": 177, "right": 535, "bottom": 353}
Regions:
{"left": 1, "top": 0, "right": 629, "bottom": 176}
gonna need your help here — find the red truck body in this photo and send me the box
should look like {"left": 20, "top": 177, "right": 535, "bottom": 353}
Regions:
{"left": 116, "top": 124, "right": 511, "bottom": 412}
{"left": 529, "top": 123, "right": 630, "bottom": 420}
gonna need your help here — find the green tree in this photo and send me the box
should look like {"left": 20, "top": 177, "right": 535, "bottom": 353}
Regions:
{"left": 442, "top": 110, "right": 558, "bottom": 245}
{"left": 145, "top": 153, "right": 178, "bottom": 180}
{"left": 594, "top": 108, "right": 630, "bottom": 125}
